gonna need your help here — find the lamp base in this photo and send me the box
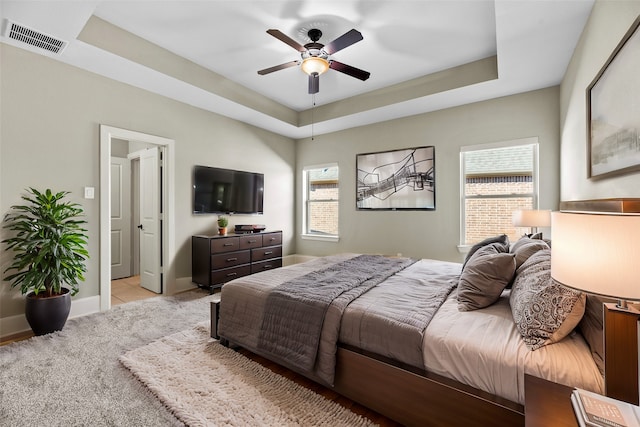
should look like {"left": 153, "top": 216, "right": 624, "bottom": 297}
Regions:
{"left": 604, "top": 303, "right": 640, "bottom": 405}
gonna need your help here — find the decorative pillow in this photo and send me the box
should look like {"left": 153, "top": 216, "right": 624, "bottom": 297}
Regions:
{"left": 510, "top": 236, "right": 549, "bottom": 269}
{"left": 457, "top": 243, "right": 516, "bottom": 311}
{"left": 462, "top": 234, "right": 509, "bottom": 269}
{"left": 510, "top": 249, "right": 586, "bottom": 350}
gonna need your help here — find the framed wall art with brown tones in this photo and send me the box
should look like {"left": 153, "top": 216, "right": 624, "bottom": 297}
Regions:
{"left": 587, "top": 15, "right": 640, "bottom": 179}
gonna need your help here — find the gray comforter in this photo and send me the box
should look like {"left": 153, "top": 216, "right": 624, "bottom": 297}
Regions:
{"left": 218, "top": 254, "right": 460, "bottom": 385}
{"left": 257, "top": 255, "right": 417, "bottom": 372}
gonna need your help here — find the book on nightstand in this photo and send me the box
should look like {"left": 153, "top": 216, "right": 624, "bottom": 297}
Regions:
{"left": 571, "top": 388, "right": 640, "bottom": 427}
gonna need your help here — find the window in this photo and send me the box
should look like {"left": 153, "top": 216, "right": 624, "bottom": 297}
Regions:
{"left": 460, "top": 138, "right": 539, "bottom": 246}
{"left": 302, "top": 164, "right": 339, "bottom": 241}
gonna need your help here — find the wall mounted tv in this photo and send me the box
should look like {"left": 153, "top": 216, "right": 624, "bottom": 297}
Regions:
{"left": 193, "top": 165, "right": 264, "bottom": 215}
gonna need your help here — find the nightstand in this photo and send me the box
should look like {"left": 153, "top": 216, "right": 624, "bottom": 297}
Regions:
{"left": 525, "top": 374, "right": 578, "bottom": 427}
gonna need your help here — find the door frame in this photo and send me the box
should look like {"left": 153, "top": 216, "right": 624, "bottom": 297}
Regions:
{"left": 100, "top": 125, "right": 175, "bottom": 311}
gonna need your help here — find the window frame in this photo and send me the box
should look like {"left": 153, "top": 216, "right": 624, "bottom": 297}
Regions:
{"left": 459, "top": 137, "right": 540, "bottom": 250}
{"left": 301, "top": 163, "right": 340, "bottom": 242}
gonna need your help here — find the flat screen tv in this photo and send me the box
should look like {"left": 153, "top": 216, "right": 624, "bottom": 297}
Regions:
{"left": 193, "top": 165, "right": 264, "bottom": 215}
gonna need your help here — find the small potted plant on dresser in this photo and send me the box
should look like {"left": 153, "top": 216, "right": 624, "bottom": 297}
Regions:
{"left": 217, "top": 215, "right": 229, "bottom": 236}
{"left": 2, "top": 188, "right": 89, "bottom": 335}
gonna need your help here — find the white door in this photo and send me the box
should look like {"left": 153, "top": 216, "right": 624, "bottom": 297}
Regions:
{"left": 110, "top": 157, "right": 131, "bottom": 279}
{"left": 139, "top": 147, "right": 162, "bottom": 293}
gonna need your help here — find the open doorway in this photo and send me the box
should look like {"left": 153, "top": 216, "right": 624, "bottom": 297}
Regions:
{"left": 99, "top": 125, "right": 176, "bottom": 312}
{"left": 110, "top": 142, "right": 163, "bottom": 305}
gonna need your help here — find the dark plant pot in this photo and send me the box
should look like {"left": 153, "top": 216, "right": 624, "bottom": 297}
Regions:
{"left": 25, "top": 288, "right": 72, "bottom": 336}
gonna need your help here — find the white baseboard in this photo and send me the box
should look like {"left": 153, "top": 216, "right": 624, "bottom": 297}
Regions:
{"left": 174, "top": 276, "right": 198, "bottom": 295}
{"left": 0, "top": 294, "right": 101, "bottom": 339}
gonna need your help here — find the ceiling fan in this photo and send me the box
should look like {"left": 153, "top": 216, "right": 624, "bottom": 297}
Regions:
{"left": 257, "top": 28, "right": 371, "bottom": 94}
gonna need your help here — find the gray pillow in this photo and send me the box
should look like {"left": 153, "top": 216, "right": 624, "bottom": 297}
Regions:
{"left": 510, "top": 236, "right": 549, "bottom": 269}
{"left": 510, "top": 249, "right": 586, "bottom": 350}
{"left": 457, "top": 243, "right": 516, "bottom": 311}
{"left": 462, "top": 234, "right": 509, "bottom": 269}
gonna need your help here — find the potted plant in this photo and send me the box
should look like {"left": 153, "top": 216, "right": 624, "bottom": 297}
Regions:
{"left": 217, "top": 215, "right": 229, "bottom": 236}
{"left": 2, "top": 188, "right": 89, "bottom": 335}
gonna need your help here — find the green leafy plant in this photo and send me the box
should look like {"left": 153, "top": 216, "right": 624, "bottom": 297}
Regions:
{"left": 217, "top": 216, "right": 229, "bottom": 228}
{"left": 3, "top": 188, "right": 89, "bottom": 297}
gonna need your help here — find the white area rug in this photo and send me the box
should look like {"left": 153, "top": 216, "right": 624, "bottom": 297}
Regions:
{"left": 119, "top": 323, "right": 375, "bottom": 426}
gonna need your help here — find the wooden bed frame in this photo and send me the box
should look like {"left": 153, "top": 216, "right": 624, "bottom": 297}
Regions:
{"left": 333, "top": 345, "right": 524, "bottom": 426}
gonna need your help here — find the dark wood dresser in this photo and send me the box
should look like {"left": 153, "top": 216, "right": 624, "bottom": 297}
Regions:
{"left": 192, "top": 231, "right": 282, "bottom": 291}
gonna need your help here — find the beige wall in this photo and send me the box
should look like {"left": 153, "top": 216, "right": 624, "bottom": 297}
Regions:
{"left": 560, "top": 0, "right": 640, "bottom": 200}
{"left": 0, "top": 44, "right": 296, "bottom": 321}
{"left": 295, "top": 86, "right": 561, "bottom": 262}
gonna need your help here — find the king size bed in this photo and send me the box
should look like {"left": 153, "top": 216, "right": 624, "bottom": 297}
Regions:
{"left": 215, "top": 236, "right": 606, "bottom": 426}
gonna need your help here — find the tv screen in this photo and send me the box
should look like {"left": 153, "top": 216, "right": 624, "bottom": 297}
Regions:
{"left": 193, "top": 166, "right": 264, "bottom": 214}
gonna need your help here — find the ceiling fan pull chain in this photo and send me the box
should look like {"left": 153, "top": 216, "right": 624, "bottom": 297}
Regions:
{"left": 311, "top": 94, "right": 315, "bottom": 141}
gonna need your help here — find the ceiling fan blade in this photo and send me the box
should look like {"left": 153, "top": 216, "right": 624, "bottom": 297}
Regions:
{"left": 323, "top": 29, "right": 363, "bottom": 55}
{"left": 257, "top": 60, "right": 299, "bottom": 75}
{"left": 266, "top": 29, "right": 306, "bottom": 52}
{"left": 308, "top": 73, "right": 319, "bottom": 94}
{"left": 329, "top": 60, "right": 371, "bottom": 81}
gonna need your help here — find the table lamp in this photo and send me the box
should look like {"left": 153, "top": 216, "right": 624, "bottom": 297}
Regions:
{"left": 551, "top": 211, "right": 640, "bottom": 404}
{"left": 512, "top": 209, "right": 551, "bottom": 235}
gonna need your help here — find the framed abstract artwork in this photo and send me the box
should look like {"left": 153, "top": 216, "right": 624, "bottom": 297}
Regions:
{"left": 587, "top": 15, "right": 640, "bottom": 179}
{"left": 356, "top": 146, "right": 435, "bottom": 210}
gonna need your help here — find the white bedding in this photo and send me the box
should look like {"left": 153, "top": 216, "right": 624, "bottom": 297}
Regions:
{"left": 423, "top": 289, "right": 604, "bottom": 405}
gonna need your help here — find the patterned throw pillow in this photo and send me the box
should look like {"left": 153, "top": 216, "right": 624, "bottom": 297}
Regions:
{"left": 510, "top": 249, "right": 586, "bottom": 350}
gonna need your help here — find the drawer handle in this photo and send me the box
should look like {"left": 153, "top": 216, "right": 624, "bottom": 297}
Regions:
{"left": 223, "top": 243, "right": 234, "bottom": 247}
{"left": 248, "top": 239, "right": 256, "bottom": 243}
{"left": 226, "top": 257, "right": 237, "bottom": 262}
{"left": 269, "top": 238, "right": 276, "bottom": 241}
{"left": 264, "top": 265, "right": 272, "bottom": 269}
{"left": 226, "top": 272, "right": 237, "bottom": 277}
{"left": 264, "top": 251, "right": 273, "bottom": 255}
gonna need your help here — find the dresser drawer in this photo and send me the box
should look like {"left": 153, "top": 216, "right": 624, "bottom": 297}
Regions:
{"left": 211, "top": 250, "right": 250, "bottom": 269}
{"left": 239, "top": 234, "right": 263, "bottom": 249}
{"left": 262, "top": 232, "right": 282, "bottom": 247}
{"left": 211, "top": 265, "right": 251, "bottom": 285}
{"left": 251, "top": 258, "right": 282, "bottom": 274}
{"left": 210, "top": 237, "right": 239, "bottom": 253}
{"left": 252, "top": 245, "right": 282, "bottom": 262}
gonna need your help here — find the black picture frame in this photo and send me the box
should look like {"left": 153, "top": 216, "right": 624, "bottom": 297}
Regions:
{"left": 356, "top": 146, "right": 435, "bottom": 211}
{"left": 587, "top": 15, "right": 640, "bottom": 179}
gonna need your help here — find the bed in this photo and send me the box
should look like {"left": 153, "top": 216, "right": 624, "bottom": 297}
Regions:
{"left": 216, "top": 236, "right": 606, "bottom": 426}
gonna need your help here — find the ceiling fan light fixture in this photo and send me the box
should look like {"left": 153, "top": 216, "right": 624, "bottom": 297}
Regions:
{"left": 301, "top": 57, "right": 329, "bottom": 76}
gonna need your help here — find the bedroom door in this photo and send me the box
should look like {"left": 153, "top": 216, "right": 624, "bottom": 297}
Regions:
{"left": 139, "top": 147, "right": 162, "bottom": 293}
{"left": 110, "top": 157, "right": 132, "bottom": 280}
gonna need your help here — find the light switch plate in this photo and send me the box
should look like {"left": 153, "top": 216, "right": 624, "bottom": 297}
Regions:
{"left": 84, "top": 187, "right": 95, "bottom": 199}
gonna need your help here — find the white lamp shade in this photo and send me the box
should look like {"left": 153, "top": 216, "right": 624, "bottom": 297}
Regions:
{"left": 551, "top": 211, "right": 640, "bottom": 301}
{"left": 512, "top": 209, "right": 551, "bottom": 227}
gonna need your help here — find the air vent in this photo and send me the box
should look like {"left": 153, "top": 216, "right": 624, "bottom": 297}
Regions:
{"left": 3, "top": 19, "right": 67, "bottom": 54}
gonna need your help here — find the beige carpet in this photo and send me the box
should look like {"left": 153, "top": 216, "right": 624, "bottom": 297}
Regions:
{"left": 119, "top": 323, "right": 376, "bottom": 426}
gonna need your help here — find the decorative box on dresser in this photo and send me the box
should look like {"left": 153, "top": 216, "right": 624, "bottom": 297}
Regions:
{"left": 192, "top": 231, "right": 282, "bottom": 291}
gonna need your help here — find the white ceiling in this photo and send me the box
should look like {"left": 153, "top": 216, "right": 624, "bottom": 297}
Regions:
{"left": 0, "top": 0, "right": 594, "bottom": 139}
